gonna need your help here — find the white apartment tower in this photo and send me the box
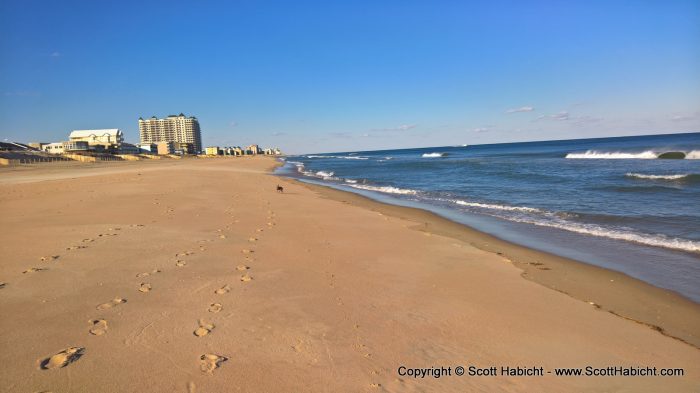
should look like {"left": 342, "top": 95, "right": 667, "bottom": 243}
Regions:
{"left": 138, "top": 113, "right": 203, "bottom": 153}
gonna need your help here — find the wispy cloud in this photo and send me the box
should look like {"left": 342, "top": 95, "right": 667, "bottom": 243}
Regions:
{"left": 571, "top": 115, "right": 603, "bottom": 125}
{"left": 471, "top": 126, "right": 493, "bottom": 133}
{"left": 371, "top": 124, "right": 417, "bottom": 132}
{"left": 229, "top": 121, "right": 238, "bottom": 128}
{"left": 50, "top": 51, "right": 62, "bottom": 58}
{"left": 535, "top": 111, "right": 570, "bottom": 121}
{"left": 534, "top": 111, "right": 604, "bottom": 125}
{"left": 329, "top": 132, "right": 353, "bottom": 139}
{"left": 670, "top": 112, "right": 698, "bottom": 122}
{"left": 505, "top": 106, "right": 534, "bottom": 113}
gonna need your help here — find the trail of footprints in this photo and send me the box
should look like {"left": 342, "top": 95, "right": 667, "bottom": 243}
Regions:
{"left": 26, "top": 202, "right": 280, "bottom": 380}
{"left": 29, "top": 225, "right": 144, "bottom": 372}
{"left": 187, "top": 203, "right": 276, "bottom": 379}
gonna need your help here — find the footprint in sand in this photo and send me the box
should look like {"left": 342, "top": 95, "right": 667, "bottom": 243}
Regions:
{"left": 40, "top": 255, "right": 60, "bottom": 262}
{"left": 88, "top": 319, "right": 108, "bottom": 336}
{"left": 136, "top": 269, "right": 161, "bottom": 278}
{"left": 176, "top": 260, "right": 187, "bottom": 267}
{"left": 219, "top": 234, "right": 227, "bottom": 239}
{"left": 214, "top": 285, "right": 230, "bottom": 295}
{"left": 82, "top": 238, "right": 95, "bottom": 243}
{"left": 256, "top": 228, "right": 264, "bottom": 233}
{"left": 176, "top": 251, "right": 194, "bottom": 257}
{"left": 208, "top": 303, "right": 223, "bottom": 313}
{"left": 39, "top": 347, "right": 85, "bottom": 370}
{"left": 241, "top": 249, "right": 254, "bottom": 255}
{"left": 236, "top": 265, "right": 249, "bottom": 271}
{"left": 193, "top": 320, "right": 215, "bottom": 337}
{"left": 240, "top": 274, "right": 253, "bottom": 283}
{"left": 96, "top": 297, "right": 126, "bottom": 310}
{"left": 200, "top": 354, "right": 227, "bottom": 374}
{"left": 267, "top": 222, "right": 275, "bottom": 227}
{"left": 66, "top": 245, "right": 87, "bottom": 251}
{"left": 138, "top": 283, "right": 152, "bottom": 293}
{"left": 248, "top": 237, "right": 257, "bottom": 242}
{"left": 23, "top": 267, "right": 47, "bottom": 274}
{"left": 0, "top": 282, "right": 6, "bottom": 289}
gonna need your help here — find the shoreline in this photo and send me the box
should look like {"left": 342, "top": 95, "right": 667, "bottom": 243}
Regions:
{"left": 278, "top": 171, "right": 700, "bottom": 349}
{"left": 1, "top": 156, "right": 698, "bottom": 392}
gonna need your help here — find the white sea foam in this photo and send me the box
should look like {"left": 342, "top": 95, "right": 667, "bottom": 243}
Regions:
{"left": 344, "top": 179, "right": 358, "bottom": 184}
{"left": 626, "top": 173, "right": 689, "bottom": 180}
{"left": 566, "top": 150, "right": 658, "bottom": 159}
{"left": 450, "top": 199, "right": 543, "bottom": 213}
{"left": 315, "top": 170, "right": 334, "bottom": 178}
{"left": 348, "top": 184, "right": 418, "bottom": 195}
{"left": 306, "top": 155, "right": 370, "bottom": 160}
{"left": 445, "top": 197, "right": 699, "bottom": 252}
{"left": 422, "top": 152, "right": 447, "bottom": 158}
{"left": 686, "top": 150, "right": 700, "bottom": 159}
{"left": 566, "top": 149, "right": 700, "bottom": 159}
{"left": 507, "top": 217, "right": 700, "bottom": 253}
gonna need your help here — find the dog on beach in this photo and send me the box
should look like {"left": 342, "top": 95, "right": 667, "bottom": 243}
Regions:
{"left": 276, "top": 185, "right": 284, "bottom": 193}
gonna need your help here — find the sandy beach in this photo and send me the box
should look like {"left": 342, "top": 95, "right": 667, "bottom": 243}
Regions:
{"left": 1, "top": 156, "right": 698, "bottom": 392}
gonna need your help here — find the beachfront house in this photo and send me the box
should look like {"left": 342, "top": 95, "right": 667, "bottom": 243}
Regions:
{"left": 69, "top": 129, "right": 124, "bottom": 151}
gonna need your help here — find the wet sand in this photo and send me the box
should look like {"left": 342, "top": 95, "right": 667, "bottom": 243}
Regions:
{"left": 0, "top": 156, "right": 698, "bottom": 392}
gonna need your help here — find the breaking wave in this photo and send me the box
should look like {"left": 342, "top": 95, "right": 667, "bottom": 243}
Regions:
{"left": 686, "top": 150, "right": 700, "bottom": 159}
{"left": 306, "top": 155, "right": 370, "bottom": 160}
{"left": 566, "top": 150, "right": 658, "bottom": 159}
{"left": 507, "top": 217, "right": 700, "bottom": 253}
{"left": 445, "top": 198, "right": 699, "bottom": 252}
{"left": 626, "top": 173, "right": 691, "bottom": 180}
{"left": 422, "top": 152, "right": 448, "bottom": 158}
{"left": 566, "top": 150, "right": 700, "bottom": 159}
{"left": 348, "top": 184, "right": 418, "bottom": 195}
{"left": 449, "top": 199, "right": 543, "bottom": 213}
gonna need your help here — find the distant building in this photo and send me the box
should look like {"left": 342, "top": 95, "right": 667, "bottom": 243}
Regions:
{"left": 230, "top": 147, "right": 245, "bottom": 156}
{"left": 63, "top": 140, "right": 89, "bottom": 152}
{"left": 42, "top": 141, "right": 89, "bottom": 154}
{"left": 69, "top": 129, "right": 124, "bottom": 150}
{"left": 176, "top": 142, "right": 195, "bottom": 155}
{"left": 263, "top": 147, "right": 281, "bottom": 155}
{"left": 43, "top": 142, "right": 65, "bottom": 154}
{"left": 139, "top": 114, "right": 202, "bottom": 154}
{"left": 221, "top": 146, "right": 243, "bottom": 156}
{"left": 118, "top": 143, "right": 140, "bottom": 154}
{"left": 138, "top": 143, "right": 158, "bottom": 154}
{"left": 157, "top": 141, "right": 176, "bottom": 155}
{"left": 27, "top": 142, "right": 47, "bottom": 150}
{"left": 246, "top": 144, "right": 261, "bottom": 155}
{"left": 205, "top": 146, "right": 221, "bottom": 156}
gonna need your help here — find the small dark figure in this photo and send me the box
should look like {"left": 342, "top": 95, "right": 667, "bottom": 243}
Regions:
{"left": 276, "top": 185, "right": 284, "bottom": 193}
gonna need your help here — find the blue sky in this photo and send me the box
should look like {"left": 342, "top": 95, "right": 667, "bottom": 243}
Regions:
{"left": 1, "top": 0, "right": 698, "bottom": 154}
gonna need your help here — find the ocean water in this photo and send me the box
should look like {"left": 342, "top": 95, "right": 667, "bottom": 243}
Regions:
{"left": 277, "top": 132, "right": 700, "bottom": 302}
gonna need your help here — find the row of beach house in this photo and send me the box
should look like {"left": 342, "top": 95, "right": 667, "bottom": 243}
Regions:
{"left": 0, "top": 113, "right": 282, "bottom": 166}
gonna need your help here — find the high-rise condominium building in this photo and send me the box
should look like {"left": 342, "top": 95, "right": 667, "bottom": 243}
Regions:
{"left": 138, "top": 113, "right": 202, "bottom": 153}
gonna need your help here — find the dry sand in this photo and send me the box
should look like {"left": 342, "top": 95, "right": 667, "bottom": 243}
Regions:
{"left": 0, "top": 156, "right": 698, "bottom": 392}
